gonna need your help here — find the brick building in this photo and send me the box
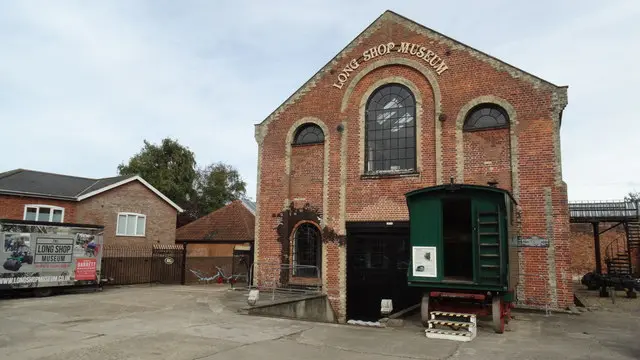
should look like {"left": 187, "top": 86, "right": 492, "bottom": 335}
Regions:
{"left": 0, "top": 169, "right": 182, "bottom": 245}
{"left": 568, "top": 201, "right": 640, "bottom": 281}
{"left": 176, "top": 198, "right": 255, "bottom": 257}
{"left": 253, "top": 11, "right": 570, "bottom": 322}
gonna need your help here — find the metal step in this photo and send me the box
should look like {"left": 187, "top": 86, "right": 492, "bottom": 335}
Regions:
{"left": 480, "top": 254, "right": 499, "bottom": 258}
{"left": 430, "top": 311, "right": 474, "bottom": 318}
{"left": 428, "top": 320, "right": 473, "bottom": 328}
{"left": 607, "top": 269, "right": 631, "bottom": 274}
{"left": 480, "top": 243, "right": 499, "bottom": 247}
{"left": 481, "top": 265, "right": 499, "bottom": 269}
{"left": 608, "top": 262, "right": 630, "bottom": 266}
{"left": 425, "top": 328, "right": 476, "bottom": 342}
{"left": 609, "top": 260, "right": 630, "bottom": 264}
{"left": 479, "top": 232, "right": 499, "bottom": 236}
{"left": 426, "top": 312, "right": 477, "bottom": 342}
{"left": 479, "top": 221, "right": 498, "bottom": 225}
{"left": 608, "top": 268, "right": 631, "bottom": 272}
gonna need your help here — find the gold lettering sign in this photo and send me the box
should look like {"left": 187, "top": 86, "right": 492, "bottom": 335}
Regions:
{"left": 332, "top": 41, "right": 449, "bottom": 90}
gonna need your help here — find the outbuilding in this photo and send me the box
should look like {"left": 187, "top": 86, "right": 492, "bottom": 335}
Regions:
{"left": 253, "top": 10, "right": 570, "bottom": 323}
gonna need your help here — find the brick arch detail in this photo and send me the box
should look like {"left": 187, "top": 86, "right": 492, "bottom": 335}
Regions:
{"left": 356, "top": 76, "right": 425, "bottom": 175}
{"left": 454, "top": 95, "right": 520, "bottom": 201}
{"left": 339, "top": 56, "right": 443, "bottom": 184}
{"left": 285, "top": 117, "right": 330, "bottom": 294}
{"left": 289, "top": 220, "right": 323, "bottom": 278}
{"left": 284, "top": 117, "right": 330, "bottom": 219}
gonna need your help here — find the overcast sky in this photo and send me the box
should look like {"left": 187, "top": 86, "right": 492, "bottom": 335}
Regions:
{"left": 1, "top": 1, "right": 639, "bottom": 201}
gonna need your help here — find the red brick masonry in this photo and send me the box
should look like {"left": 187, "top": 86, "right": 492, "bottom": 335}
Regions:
{"left": 254, "top": 11, "right": 571, "bottom": 321}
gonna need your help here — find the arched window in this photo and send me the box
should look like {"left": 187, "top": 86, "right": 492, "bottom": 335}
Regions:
{"left": 292, "top": 223, "right": 321, "bottom": 277}
{"left": 365, "top": 84, "right": 416, "bottom": 173}
{"left": 293, "top": 123, "right": 324, "bottom": 145}
{"left": 463, "top": 104, "right": 509, "bottom": 131}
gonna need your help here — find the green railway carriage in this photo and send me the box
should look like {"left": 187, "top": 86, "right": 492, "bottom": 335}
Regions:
{"left": 405, "top": 183, "right": 519, "bottom": 333}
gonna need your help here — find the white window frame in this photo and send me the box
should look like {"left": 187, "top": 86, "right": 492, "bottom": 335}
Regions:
{"left": 116, "top": 212, "right": 146, "bottom": 237}
{"left": 23, "top": 205, "right": 65, "bottom": 222}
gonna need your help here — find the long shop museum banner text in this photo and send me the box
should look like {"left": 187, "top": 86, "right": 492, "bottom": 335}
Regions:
{"left": 332, "top": 41, "right": 450, "bottom": 90}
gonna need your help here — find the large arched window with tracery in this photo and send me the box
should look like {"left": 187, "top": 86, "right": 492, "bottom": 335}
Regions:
{"left": 365, "top": 84, "right": 416, "bottom": 173}
{"left": 292, "top": 223, "right": 322, "bottom": 277}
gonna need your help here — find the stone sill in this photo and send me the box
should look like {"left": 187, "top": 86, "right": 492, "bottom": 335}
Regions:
{"left": 291, "top": 143, "right": 324, "bottom": 148}
{"left": 361, "top": 171, "right": 420, "bottom": 180}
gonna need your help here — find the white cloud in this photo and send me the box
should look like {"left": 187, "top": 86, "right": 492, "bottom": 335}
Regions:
{"left": 1, "top": 1, "right": 638, "bottom": 201}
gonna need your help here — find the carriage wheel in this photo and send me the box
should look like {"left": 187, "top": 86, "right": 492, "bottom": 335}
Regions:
{"left": 492, "top": 295, "right": 505, "bottom": 333}
{"left": 420, "top": 293, "right": 430, "bottom": 327}
{"left": 504, "top": 302, "right": 512, "bottom": 324}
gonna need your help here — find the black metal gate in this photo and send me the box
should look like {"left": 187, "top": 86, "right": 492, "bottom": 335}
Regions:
{"left": 151, "top": 245, "right": 184, "bottom": 284}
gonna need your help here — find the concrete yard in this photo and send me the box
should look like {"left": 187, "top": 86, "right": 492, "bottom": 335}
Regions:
{"left": 0, "top": 285, "right": 639, "bottom": 360}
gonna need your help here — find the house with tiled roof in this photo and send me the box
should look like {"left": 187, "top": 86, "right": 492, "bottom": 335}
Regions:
{"left": 175, "top": 198, "right": 255, "bottom": 258}
{"left": 0, "top": 169, "right": 182, "bottom": 246}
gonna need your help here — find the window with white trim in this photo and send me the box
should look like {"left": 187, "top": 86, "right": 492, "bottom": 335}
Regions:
{"left": 116, "top": 213, "right": 146, "bottom": 236}
{"left": 23, "top": 205, "right": 64, "bottom": 222}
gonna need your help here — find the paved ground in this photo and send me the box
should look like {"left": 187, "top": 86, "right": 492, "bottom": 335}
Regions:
{"left": 0, "top": 285, "right": 639, "bottom": 360}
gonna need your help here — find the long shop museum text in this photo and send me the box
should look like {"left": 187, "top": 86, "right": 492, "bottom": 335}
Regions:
{"left": 332, "top": 41, "right": 450, "bottom": 89}
{"left": 35, "top": 240, "right": 73, "bottom": 263}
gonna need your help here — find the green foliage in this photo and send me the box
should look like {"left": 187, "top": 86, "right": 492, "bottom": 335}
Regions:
{"left": 118, "top": 138, "right": 247, "bottom": 227}
{"left": 195, "top": 163, "right": 247, "bottom": 215}
{"left": 117, "top": 138, "right": 197, "bottom": 207}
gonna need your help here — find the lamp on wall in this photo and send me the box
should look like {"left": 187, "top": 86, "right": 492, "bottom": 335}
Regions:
{"left": 337, "top": 124, "right": 344, "bottom": 133}
{"left": 438, "top": 113, "right": 447, "bottom": 122}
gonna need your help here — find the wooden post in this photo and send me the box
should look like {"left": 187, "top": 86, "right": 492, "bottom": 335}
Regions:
{"left": 592, "top": 222, "right": 602, "bottom": 274}
{"left": 181, "top": 241, "right": 187, "bottom": 285}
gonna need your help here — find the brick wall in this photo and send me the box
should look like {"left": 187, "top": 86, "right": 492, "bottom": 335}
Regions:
{"left": 463, "top": 129, "right": 511, "bottom": 190}
{"left": 76, "top": 181, "right": 177, "bottom": 246}
{"left": 569, "top": 223, "right": 632, "bottom": 278}
{"left": 186, "top": 243, "right": 243, "bottom": 257}
{"left": 254, "top": 13, "right": 571, "bottom": 320}
{"left": 289, "top": 144, "right": 324, "bottom": 209}
{"left": 0, "top": 195, "right": 77, "bottom": 222}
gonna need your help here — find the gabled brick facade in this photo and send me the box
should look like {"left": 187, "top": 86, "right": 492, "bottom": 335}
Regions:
{"left": 254, "top": 11, "right": 571, "bottom": 322}
{"left": 75, "top": 181, "right": 177, "bottom": 246}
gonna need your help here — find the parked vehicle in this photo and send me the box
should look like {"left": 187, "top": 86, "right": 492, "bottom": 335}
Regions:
{"left": 0, "top": 219, "right": 104, "bottom": 297}
{"left": 405, "top": 183, "right": 519, "bottom": 334}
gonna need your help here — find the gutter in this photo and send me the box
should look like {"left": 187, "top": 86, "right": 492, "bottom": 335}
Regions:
{"left": 0, "top": 189, "right": 77, "bottom": 201}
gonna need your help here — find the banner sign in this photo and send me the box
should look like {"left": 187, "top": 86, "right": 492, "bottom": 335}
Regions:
{"left": 518, "top": 236, "right": 549, "bottom": 248}
{"left": 35, "top": 238, "right": 73, "bottom": 263}
{"left": 0, "top": 275, "right": 70, "bottom": 285}
{"left": 1, "top": 226, "right": 103, "bottom": 290}
{"left": 75, "top": 258, "right": 97, "bottom": 280}
{"left": 412, "top": 246, "right": 437, "bottom": 278}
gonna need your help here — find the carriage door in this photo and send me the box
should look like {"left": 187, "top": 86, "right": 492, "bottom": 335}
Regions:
{"left": 473, "top": 198, "right": 503, "bottom": 286}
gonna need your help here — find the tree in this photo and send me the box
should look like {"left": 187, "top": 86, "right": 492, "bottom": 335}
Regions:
{"left": 625, "top": 191, "right": 640, "bottom": 203}
{"left": 118, "top": 138, "right": 249, "bottom": 228}
{"left": 195, "top": 163, "right": 247, "bottom": 215}
{"left": 117, "top": 138, "right": 198, "bottom": 211}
